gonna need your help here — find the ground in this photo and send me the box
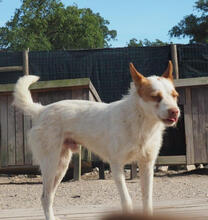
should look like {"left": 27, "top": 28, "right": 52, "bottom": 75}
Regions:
{"left": 0, "top": 167, "right": 208, "bottom": 211}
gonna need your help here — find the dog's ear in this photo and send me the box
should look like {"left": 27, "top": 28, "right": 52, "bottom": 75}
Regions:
{"left": 129, "top": 63, "right": 146, "bottom": 87}
{"left": 162, "top": 60, "right": 173, "bottom": 82}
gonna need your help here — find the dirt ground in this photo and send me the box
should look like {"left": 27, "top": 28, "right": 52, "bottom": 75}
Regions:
{"left": 0, "top": 167, "right": 208, "bottom": 210}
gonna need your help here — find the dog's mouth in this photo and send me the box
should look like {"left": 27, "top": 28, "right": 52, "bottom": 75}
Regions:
{"left": 162, "top": 117, "right": 178, "bottom": 126}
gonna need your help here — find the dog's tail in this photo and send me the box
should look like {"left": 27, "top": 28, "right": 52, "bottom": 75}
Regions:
{"left": 13, "top": 75, "right": 43, "bottom": 117}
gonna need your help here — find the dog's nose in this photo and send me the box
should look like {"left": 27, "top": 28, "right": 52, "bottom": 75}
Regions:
{"left": 168, "top": 108, "right": 179, "bottom": 118}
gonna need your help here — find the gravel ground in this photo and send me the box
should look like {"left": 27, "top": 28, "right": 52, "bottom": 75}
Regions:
{"left": 0, "top": 168, "right": 208, "bottom": 210}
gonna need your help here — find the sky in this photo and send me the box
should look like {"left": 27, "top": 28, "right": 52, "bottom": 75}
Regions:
{"left": 0, "top": 0, "right": 198, "bottom": 47}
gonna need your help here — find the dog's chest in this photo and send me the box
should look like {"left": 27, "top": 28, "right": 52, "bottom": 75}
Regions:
{"left": 124, "top": 124, "right": 164, "bottom": 163}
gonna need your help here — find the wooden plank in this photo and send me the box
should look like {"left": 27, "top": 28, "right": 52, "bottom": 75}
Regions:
{"left": 191, "top": 88, "right": 201, "bottom": 164}
{"left": 38, "top": 92, "right": 52, "bottom": 105}
{"left": 196, "top": 87, "right": 207, "bottom": 163}
{"left": 30, "top": 93, "right": 39, "bottom": 166}
{"left": 89, "top": 82, "right": 102, "bottom": 102}
{"left": 0, "top": 198, "right": 208, "bottom": 219}
{"left": 82, "top": 88, "right": 89, "bottom": 101}
{"left": 81, "top": 88, "right": 93, "bottom": 163}
{"left": 0, "top": 66, "right": 23, "bottom": 72}
{"left": 72, "top": 88, "right": 83, "bottom": 100}
{"left": 73, "top": 145, "right": 82, "bottom": 181}
{"left": 15, "top": 108, "right": 24, "bottom": 165}
{"left": 98, "top": 162, "right": 105, "bottom": 179}
{"left": 205, "top": 88, "right": 208, "bottom": 161}
{"left": 0, "top": 78, "right": 90, "bottom": 93}
{"left": 177, "top": 88, "right": 186, "bottom": 105}
{"left": 71, "top": 89, "right": 83, "bottom": 181}
{"left": 0, "top": 96, "right": 8, "bottom": 167}
{"left": 0, "top": 165, "right": 39, "bottom": 174}
{"left": 174, "top": 77, "right": 208, "bottom": 88}
{"left": 7, "top": 96, "right": 16, "bottom": 165}
{"left": 81, "top": 147, "right": 91, "bottom": 161}
{"left": 170, "top": 44, "right": 179, "bottom": 79}
{"left": 130, "top": 163, "right": 137, "bottom": 179}
{"left": 23, "top": 49, "right": 29, "bottom": 75}
{"left": 192, "top": 88, "right": 208, "bottom": 163}
{"left": 156, "top": 155, "right": 186, "bottom": 165}
{"left": 23, "top": 114, "right": 32, "bottom": 165}
{"left": 48, "top": 90, "right": 72, "bottom": 103}
{"left": 89, "top": 91, "right": 95, "bottom": 102}
{"left": 184, "top": 88, "right": 195, "bottom": 165}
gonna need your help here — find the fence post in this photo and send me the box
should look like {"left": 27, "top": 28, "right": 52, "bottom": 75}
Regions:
{"left": 130, "top": 163, "right": 137, "bottom": 179}
{"left": 170, "top": 44, "right": 179, "bottom": 79}
{"left": 23, "top": 48, "right": 29, "bottom": 75}
{"left": 73, "top": 145, "right": 82, "bottom": 181}
{"left": 98, "top": 162, "right": 105, "bottom": 179}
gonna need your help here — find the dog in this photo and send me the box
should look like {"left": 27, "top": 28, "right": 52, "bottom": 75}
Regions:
{"left": 13, "top": 61, "right": 180, "bottom": 220}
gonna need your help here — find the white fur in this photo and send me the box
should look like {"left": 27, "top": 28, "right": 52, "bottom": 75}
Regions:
{"left": 13, "top": 74, "right": 180, "bottom": 220}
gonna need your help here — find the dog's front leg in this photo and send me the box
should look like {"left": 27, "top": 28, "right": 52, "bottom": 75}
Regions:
{"left": 110, "top": 162, "right": 133, "bottom": 211}
{"left": 138, "top": 160, "right": 155, "bottom": 214}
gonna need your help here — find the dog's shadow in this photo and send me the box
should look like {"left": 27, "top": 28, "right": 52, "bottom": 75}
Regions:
{"left": 1, "top": 168, "right": 207, "bottom": 185}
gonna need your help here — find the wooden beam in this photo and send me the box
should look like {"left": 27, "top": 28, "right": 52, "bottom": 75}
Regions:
{"left": 0, "top": 66, "right": 23, "bottom": 72}
{"left": 174, "top": 77, "right": 208, "bottom": 88}
{"left": 98, "top": 162, "right": 105, "bottom": 179}
{"left": 156, "top": 155, "right": 186, "bottom": 165}
{"left": 23, "top": 49, "right": 29, "bottom": 75}
{"left": 171, "top": 44, "right": 179, "bottom": 79}
{"left": 0, "top": 96, "right": 8, "bottom": 167}
{"left": 89, "top": 82, "right": 102, "bottom": 102}
{"left": 0, "top": 78, "right": 91, "bottom": 93}
{"left": 0, "top": 165, "right": 39, "bottom": 174}
{"left": 130, "top": 163, "right": 137, "bottom": 179}
{"left": 73, "top": 145, "right": 82, "bottom": 181}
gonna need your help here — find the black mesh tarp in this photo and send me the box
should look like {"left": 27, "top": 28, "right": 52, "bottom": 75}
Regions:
{"left": 177, "top": 44, "right": 208, "bottom": 78}
{"left": 0, "top": 47, "right": 170, "bottom": 102}
{"left": 0, "top": 51, "right": 23, "bottom": 84}
{"left": 28, "top": 47, "right": 170, "bottom": 103}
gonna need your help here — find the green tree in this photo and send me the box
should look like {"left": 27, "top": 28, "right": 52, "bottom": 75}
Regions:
{"left": 169, "top": 0, "right": 208, "bottom": 43}
{"left": 0, "top": 0, "right": 117, "bottom": 50}
{"left": 127, "top": 38, "right": 168, "bottom": 47}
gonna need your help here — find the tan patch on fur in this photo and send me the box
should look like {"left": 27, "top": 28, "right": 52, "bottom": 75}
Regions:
{"left": 162, "top": 60, "right": 173, "bottom": 82}
{"left": 137, "top": 80, "right": 163, "bottom": 103}
{"left": 63, "top": 132, "right": 79, "bottom": 152}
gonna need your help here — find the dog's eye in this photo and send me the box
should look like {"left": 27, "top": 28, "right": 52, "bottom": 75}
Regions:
{"left": 171, "top": 91, "right": 179, "bottom": 99}
{"left": 150, "top": 93, "right": 162, "bottom": 103}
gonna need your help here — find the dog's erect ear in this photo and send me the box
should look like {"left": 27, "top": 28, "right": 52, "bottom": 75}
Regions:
{"left": 129, "top": 62, "right": 146, "bottom": 87}
{"left": 162, "top": 60, "right": 173, "bottom": 82}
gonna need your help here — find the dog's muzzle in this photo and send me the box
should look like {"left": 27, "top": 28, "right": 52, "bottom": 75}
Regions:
{"left": 161, "top": 107, "right": 180, "bottom": 126}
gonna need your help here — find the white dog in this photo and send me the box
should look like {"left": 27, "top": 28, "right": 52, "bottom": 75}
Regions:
{"left": 13, "top": 61, "right": 180, "bottom": 220}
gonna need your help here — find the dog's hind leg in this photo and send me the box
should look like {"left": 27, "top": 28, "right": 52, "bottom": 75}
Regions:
{"left": 40, "top": 146, "right": 72, "bottom": 220}
{"left": 138, "top": 160, "right": 154, "bottom": 215}
{"left": 53, "top": 146, "right": 72, "bottom": 193}
{"left": 110, "top": 163, "right": 133, "bottom": 211}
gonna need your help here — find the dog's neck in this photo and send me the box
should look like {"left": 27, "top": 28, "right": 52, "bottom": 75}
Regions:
{"left": 120, "top": 85, "right": 165, "bottom": 134}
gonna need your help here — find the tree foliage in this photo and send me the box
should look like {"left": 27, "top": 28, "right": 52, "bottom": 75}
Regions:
{"left": 127, "top": 38, "right": 168, "bottom": 47}
{"left": 169, "top": 0, "right": 208, "bottom": 43}
{"left": 0, "top": 0, "right": 117, "bottom": 50}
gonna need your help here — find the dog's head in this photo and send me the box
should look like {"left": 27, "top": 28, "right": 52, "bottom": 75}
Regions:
{"left": 130, "top": 61, "right": 180, "bottom": 127}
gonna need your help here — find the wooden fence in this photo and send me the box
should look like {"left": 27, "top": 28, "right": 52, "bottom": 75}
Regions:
{"left": 0, "top": 78, "right": 101, "bottom": 180}
{"left": 1, "top": 46, "right": 208, "bottom": 180}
